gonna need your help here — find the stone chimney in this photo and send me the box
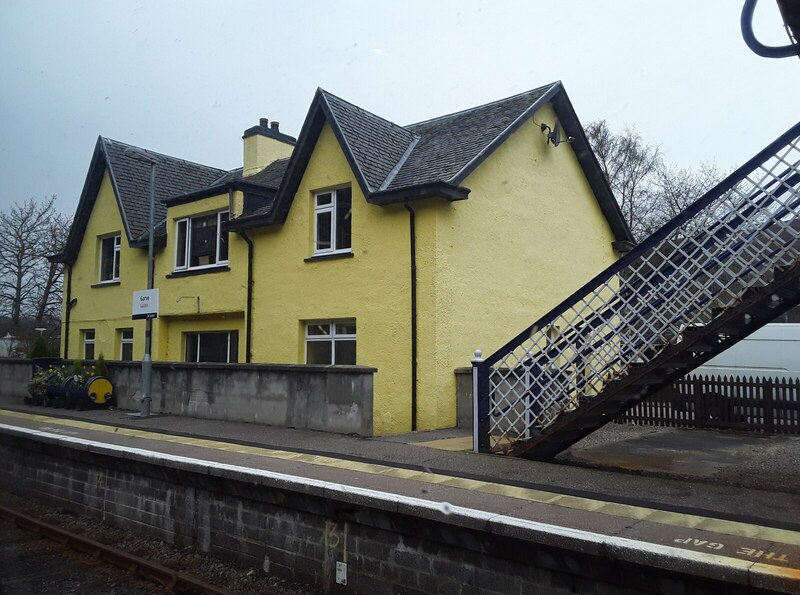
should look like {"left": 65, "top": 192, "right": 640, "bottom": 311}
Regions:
{"left": 242, "top": 117, "right": 296, "bottom": 177}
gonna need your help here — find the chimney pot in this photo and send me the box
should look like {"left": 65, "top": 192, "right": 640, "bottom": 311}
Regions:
{"left": 270, "top": 121, "right": 280, "bottom": 132}
{"left": 259, "top": 118, "right": 269, "bottom": 128}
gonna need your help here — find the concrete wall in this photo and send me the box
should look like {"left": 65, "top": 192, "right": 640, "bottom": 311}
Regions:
{"left": 0, "top": 359, "right": 33, "bottom": 398}
{"left": 1, "top": 359, "right": 376, "bottom": 436}
{"left": 0, "top": 430, "right": 764, "bottom": 595}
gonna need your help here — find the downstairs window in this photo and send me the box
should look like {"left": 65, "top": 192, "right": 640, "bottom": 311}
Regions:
{"left": 305, "top": 321, "right": 356, "bottom": 365}
{"left": 184, "top": 331, "right": 238, "bottom": 363}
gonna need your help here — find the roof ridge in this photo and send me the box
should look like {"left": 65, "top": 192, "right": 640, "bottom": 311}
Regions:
{"left": 404, "top": 82, "right": 559, "bottom": 129}
{"left": 101, "top": 137, "right": 228, "bottom": 174}
{"left": 209, "top": 166, "right": 243, "bottom": 186}
{"left": 378, "top": 135, "right": 421, "bottom": 191}
{"left": 447, "top": 84, "right": 560, "bottom": 184}
{"left": 318, "top": 89, "right": 415, "bottom": 140}
{"left": 241, "top": 157, "right": 291, "bottom": 181}
{"left": 319, "top": 91, "right": 373, "bottom": 193}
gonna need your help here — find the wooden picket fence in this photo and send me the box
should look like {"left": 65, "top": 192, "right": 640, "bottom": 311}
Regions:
{"left": 617, "top": 374, "right": 800, "bottom": 434}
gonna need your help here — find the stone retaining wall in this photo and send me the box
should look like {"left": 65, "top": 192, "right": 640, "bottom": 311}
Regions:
{"left": 0, "top": 430, "right": 761, "bottom": 595}
{"left": 0, "top": 359, "right": 375, "bottom": 436}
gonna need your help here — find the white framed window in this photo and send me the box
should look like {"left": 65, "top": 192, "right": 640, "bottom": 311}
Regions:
{"left": 99, "top": 235, "right": 121, "bottom": 282}
{"left": 305, "top": 321, "right": 356, "bottom": 365}
{"left": 174, "top": 211, "right": 229, "bottom": 271}
{"left": 119, "top": 328, "right": 134, "bottom": 361}
{"left": 82, "top": 329, "right": 96, "bottom": 360}
{"left": 184, "top": 331, "right": 238, "bottom": 363}
{"left": 313, "top": 187, "right": 352, "bottom": 255}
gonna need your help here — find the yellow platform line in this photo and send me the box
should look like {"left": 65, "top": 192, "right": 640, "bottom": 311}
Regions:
{"left": 2, "top": 409, "right": 798, "bottom": 547}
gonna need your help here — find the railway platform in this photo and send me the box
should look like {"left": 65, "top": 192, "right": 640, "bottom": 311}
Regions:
{"left": 0, "top": 398, "right": 798, "bottom": 594}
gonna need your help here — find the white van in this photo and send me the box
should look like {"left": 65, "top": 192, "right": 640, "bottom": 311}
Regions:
{"left": 694, "top": 323, "right": 800, "bottom": 380}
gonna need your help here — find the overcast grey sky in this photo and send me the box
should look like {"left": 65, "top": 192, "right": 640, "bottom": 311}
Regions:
{"left": 1, "top": 1, "right": 797, "bottom": 215}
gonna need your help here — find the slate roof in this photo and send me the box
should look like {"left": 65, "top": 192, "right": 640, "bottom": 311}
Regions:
{"left": 210, "top": 167, "right": 244, "bottom": 186}
{"left": 243, "top": 157, "right": 290, "bottom": 189}
{"left": 59, "top": 137, "right": 232, "bottom": 263}
{"left": 232, "top": 83, "right": 634, "bottom": 243}
{"left": 322, "top": 93, "right": 416, "bottom": 192}
{"left": 203, "top": 158, "right": 288, "bottom": 190}
{"left": 313, "top": 85, "right": 553, "bottom": 192}
{"left": 390, "top": 85, "right": 553, "bottom": 188}
{"left": 101, "top": 138, "right": 229, "bottom": 241}
{"left": 232, "top": 158, "right": 290, "bottom": 218}
{"left": 61, "top": 83, "right": 635, "bottom": 262}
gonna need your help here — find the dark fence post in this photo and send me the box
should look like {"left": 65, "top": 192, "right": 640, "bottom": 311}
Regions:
{"left": 614, "top": 372, "right": 799, "bottom": 435}
{"left": 763, "top": 377, "right": 775, "bottom": 434}
{"left": 693, "top": 376, "right": 705, "bottom": 429}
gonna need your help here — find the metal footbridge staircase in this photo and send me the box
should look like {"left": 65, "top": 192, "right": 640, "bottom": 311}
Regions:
{"left": 476, "top": 123, "right": 800, "bottom": 459}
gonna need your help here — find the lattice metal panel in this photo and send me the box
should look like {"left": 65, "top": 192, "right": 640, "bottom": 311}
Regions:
{"left": 478, "top": 124, "right": 800, "bottom": 454}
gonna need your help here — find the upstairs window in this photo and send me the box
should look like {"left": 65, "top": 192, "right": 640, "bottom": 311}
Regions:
{"left": 175, "top": 211, "right": 229, "bottom": 270}
{"left": 313, "top": 187, "right": 351, "bottom": 255}
{"left": 99, "top": 235, "right": 121, "bottom": 282}
{"left": 305, "top": 321, "right": 356, "bottom": 365}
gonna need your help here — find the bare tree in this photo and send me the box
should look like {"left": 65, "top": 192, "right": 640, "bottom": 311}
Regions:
{"left": 586, "top": 121, "right": 727, "bottom": 242}
{"left": 0, "top": 196, "right": 70, "bottom": 326}
{"left": 33, "top": 210, "right": 71, "bottom": 322}
{"left": 585, "top": 120, "right": 663, "bottom": 241}
{"left": 649, "top": 161, "right": 727, "bottom": 235}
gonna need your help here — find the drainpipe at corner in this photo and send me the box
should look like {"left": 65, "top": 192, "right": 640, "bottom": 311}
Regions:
{"left": 63, "top": 264, "right": 73, "bottom": 359}
{"left": 405, "top": 203, "right": 418, "bottom": 431}
{"left": 232, "top": 189, "right": 254, "bottom": 363}
{"left": 238, "top": 230, "right": 254, "bottom": 364}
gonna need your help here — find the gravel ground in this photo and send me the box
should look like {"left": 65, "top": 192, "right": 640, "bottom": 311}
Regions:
{"left": 713, "top": 434, "right": 800, "bottom": 492}
{"left": 0, "top": 490, "right": 321, "bottom": 595}
{"left": 558, "top": 422, "right": 800, "bottom": 493}
{"left": 0, "top": 517, "right": 170, "bottom": 594}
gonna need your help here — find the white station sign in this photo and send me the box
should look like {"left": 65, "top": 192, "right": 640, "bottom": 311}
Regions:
{"left": 132, "top": 288, "right": 159, "bottom": 320}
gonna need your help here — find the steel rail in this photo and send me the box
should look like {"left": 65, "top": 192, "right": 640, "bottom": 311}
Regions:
{"left": 0, "top": 503, "right": 234, "bottom": 595}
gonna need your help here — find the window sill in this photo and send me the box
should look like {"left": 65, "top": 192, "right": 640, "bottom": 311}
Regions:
{"left": 91, "top": 280, "right": 120, "bottom": 288}
{"left": 304, "top": 252, "right": 354, "bottom": 263}
{"left": 167, "top": 265, "right": 230, "bottom": 278}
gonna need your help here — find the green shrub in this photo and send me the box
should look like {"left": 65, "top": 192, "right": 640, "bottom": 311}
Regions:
{"left": 27, "top": 374, "right": 47, "bottom": 404}
{"left": 29, "top": 336, "right": 51, "bottom": 359}
{"left": 27, "top": 364, "right": 67, "bottom": 404}
{"left": 95, "top": 354, "right": 109, "bottom": 378}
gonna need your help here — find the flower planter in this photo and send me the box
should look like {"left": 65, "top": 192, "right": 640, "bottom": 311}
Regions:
{"left": 65, "top": 375, "right": 114, "bottom": 410}
{"left": 44, "top": 374, "right": 69, "bottom": 408}
{"left": 31, "top": 357, "right": 62, "bottom": 375}
{"left": 64, "top": 375, "right": 83, "bottom": 410}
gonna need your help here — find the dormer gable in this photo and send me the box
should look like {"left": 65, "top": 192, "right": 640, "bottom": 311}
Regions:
{"left": 227, "top": 84, "right": 632, "bottom": 246}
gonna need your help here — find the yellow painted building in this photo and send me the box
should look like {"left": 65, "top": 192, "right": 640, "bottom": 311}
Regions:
{"left": 58, "top": 83, "right": 633, "bottom": 435}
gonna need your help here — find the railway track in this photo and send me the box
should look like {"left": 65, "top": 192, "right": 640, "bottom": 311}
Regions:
{"left": 0, "top": 504, "right": 232, "bottom": 595}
